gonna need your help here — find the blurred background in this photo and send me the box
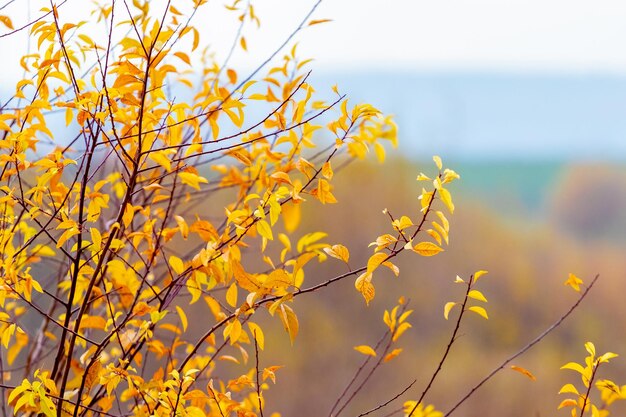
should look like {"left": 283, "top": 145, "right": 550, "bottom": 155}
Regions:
{"left": 246, "top": 1, "right": 626, "bottom": 416}
{"left": 4, "top": 0, "right": 626, "bottom": 416}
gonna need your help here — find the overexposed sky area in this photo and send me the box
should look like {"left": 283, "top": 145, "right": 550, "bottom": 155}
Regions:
{"left": 276, "top": 0, "right": 626, "bottom": 73}
{"left": 3, "top": 0, "right": 626, "bottom": 79}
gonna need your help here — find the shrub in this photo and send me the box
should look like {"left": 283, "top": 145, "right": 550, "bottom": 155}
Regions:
{"left": 0, "top": 2, "right": 620, "bottom": 417}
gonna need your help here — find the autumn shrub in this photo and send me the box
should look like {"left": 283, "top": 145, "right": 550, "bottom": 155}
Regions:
{"left": 0, "top": 2, "right": 623, "bottom": 417}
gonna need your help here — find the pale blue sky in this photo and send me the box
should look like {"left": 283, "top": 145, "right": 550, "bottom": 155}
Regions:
{"left": 3, "top": 1, "right": 626, "bottom": 160}
{"left": 250, "top": 0, "right": 626, "bottom": 74}
{"left": 3, "top": 0, "right": 626, "bottom": 80}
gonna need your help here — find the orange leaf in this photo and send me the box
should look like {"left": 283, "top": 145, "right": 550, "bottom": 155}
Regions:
{"left": 510, "top": 365, "right": 536, "bottom": 381}
{"left": 308, "top": 18, "right": 332, "bottom": 26}
{"left": 80, "top": 316, "right": 107, "bottom": 330}
{"left": 383, "top": 348, "right": 403, "bottom": 363}
{"left": 0, "top": 15, "right": 13, "bottom": 30}
{"left": 354, "top": 345, "right": 377, "bottom": 357}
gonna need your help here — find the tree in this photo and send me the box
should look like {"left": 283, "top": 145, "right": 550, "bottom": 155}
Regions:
{"left": 0, "top": 1, "right": 622, "bottom": 417}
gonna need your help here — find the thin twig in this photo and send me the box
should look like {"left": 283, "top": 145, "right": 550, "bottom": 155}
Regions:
{"left": 328, "top": 331, "right": 389, "bottom": 417}
{"left": 357, "top": 379, "right": 417, "bottom": 417}
{"left": 445, "top": 274, "right": 600, "bottom": 416}
{"left": 253, "top": 330, "right": 265, "bottom": 417}
{"left": 407, "top": 275, "right": 475, "bottom": 417}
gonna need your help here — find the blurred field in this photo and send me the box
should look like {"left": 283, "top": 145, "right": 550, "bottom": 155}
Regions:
{"left": 255, "top": 156, "right": 626, "bottom": 417}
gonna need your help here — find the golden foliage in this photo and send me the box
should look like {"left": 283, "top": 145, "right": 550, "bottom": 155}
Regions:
{"left": 0, "top": 2, "right": 612, "bottom": 417}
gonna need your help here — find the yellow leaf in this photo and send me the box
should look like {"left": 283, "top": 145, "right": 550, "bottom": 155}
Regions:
{"left": 65, "top": 107, "right": 73, "bottom": 126}
{"left": 282, "top": 202, "right": 300, "bottom": 233}
{"left": 32, "top": 244, "right": 56, "bottom": 257}
{"left": 175, "top": 305, "right": 188, "bottom": 332}
{"left": 354, "top": 345, "right": 377, "bottom": 357}
{"left": 133, "top": 302, "right": 152, "bottom": 317}
{"left": 427, "top": 229, "right": 442, "bottom": 246}
{"left": 443, "top": 168, "right": 461, "bottom": 183}
{"left": 149, "top": 151, "right": 172, "bottom": 172}
{"left": 560, "top": 362, "right": 585, "bottom": 374}
{"left": 559, "top": 383, "right": 579, "bottom": 395}
{"left": 473, "top": 270, "right": 488, "bottom": 282}
{"left": 84, "top": 358, "right": 102, "bottom": 392}
{"left": 178, "top": 171, "right": 208, "bottom": 190}
{"left": 262, "top": 365, "right": 283, "bottom": 384}
{"left": 315, "top": 178, "right": 337, "bottom": 204}
{"left": 564, "top": 273, "right": 583, "bottom": 292}
{"left": 433, "top": 155, "right": 443, "bottom": 170}
{"left": 150, "top": 310, "right": 168, "bottom": 324}
{"left": 227, "top": 147, "right": 250, "bottom": 164}
{"left": 224, "top": 319, "right": 242, "bottom": 345}
{"left": 369, "top": 234, "right": 397, "bottom": 251}
{"left": 110, "top": 238, "right": 124, "bottom": 251}
{"left": 413, "top": 242, "right": 443, "bottom": 256}
{"left": 292, "top": 252, "right": 316, "bottom": 279}
{"left": 248, "top": 322, "right": 264, "bottom": 350}
{"left": 398, "top": 310, "right": 413, "bottom": 323}
{"left": 323, "top": 244, "right": 350, "bottom": 263}
{"left": 56, "top": 227, "right": 79, "bottom": 248}
{"left": 558, "top": 399, "right": 578, "bottom": 409}
{"left": 443, "top": 302, "right": 456, "bottom": 320}
{"left": 185, "top": 407, "right": 206, "bottom": 417}
{"left": 468, "top": 290, "right": 487, "bottom": 303}
{"left": 436, "top": 210, "right": 449, "bottom": 231}
{"left": 367, "top": 252, "right": 387, "bottom": 273}
{"left": 226, "top": 283, "right": 238, "bottom": 307}
{"left": 174, "top": 215, "right": 189, "bottom": 239}
{"left": 218, "top": 355, "right": 240, "bottom": 364}
{"left": 89, "top": 228, "right": 102, "bottom": 250}
{"left": 270, "top": 171, "right": 292, "bottom": 185}
{"left": 432, "top": 221, "right": 448, "bottom": 245}
{"left": 322, "top": 161, "right": 333, "bottom": 179}
{"left": 599, "top": 352, "right": 619, "bottom": 363}
{"left": 159, "top": 323, "right": 181, "bottom": 335}
{"left": 355, "top": 272, "right": 375, "bottom": 305}
{"left": 392, "top": 322, "right": 412, "bottom": 342}
{"left": 468, "top": 306, "right": 488, "bottom": 320}
{"left": 510, "top": 365, "right": 536, "bottom": 381}
{"left": 374, "top": 142, "right": 386, "bottom": 163}
{"left": 240, "top": 36, "right": 247, "bottom": 51}
{"left": 1, "top": 324, "right": 15, "bottom": 348}
{"left": 189, "top": 220, "right": 218, "bottom": 242}
{"left": 383, "top": 309, "right": 392, "bottom": 330}
{"left": 393, "top": 215, "right": 413, "bottom": 230}
{"left": 257, "top": 219, "right": 273, "bottom": 240}
{"left": 264, "top": 269, "right": 292, "bottom": 289}
{"left": 192, "top": 27, "right": 199, "bottom": 50}
{"left": 169, "top": 256, "right": 184, "bottom": 275}
{"left": 439, "top": 188, "right": 454, "bottom": 214}
{"left": 278, "top": 304, "right": 299, "bottom": 345}
{"left": 382, "top": 261, "right": 399, "bottom": 277}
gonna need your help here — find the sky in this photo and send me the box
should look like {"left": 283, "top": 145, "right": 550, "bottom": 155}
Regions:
{"left": 3, "top": 0, "right": 626, "bottom": 78}
{"left": 3, "top": 0, "right": 626, "bottom": 160}
{"left": 246, "top": 0, "right": 626, "bottom": 74}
